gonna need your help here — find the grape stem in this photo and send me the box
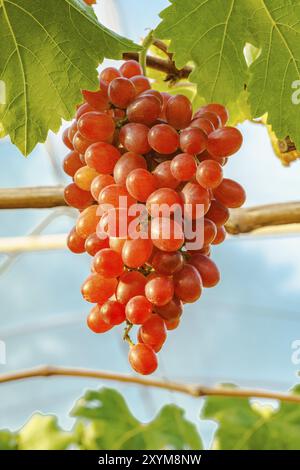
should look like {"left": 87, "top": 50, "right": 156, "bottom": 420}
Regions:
{"left": 123, "top": 322, "right": 134, "bottom": 346}
{"left": 140, "top": 30, "right": 155, "bottom": 75}
{"left": 123, "top": 52, "right": 192, "bottom": 82}
{"left": 1, "top": 365, "right": 300, "bottom": 404}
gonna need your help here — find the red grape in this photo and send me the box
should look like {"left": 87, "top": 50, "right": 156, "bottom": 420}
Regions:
{"left": 82, "top": 89, "right": 109, "bottom": 112}
{"left": 108, "top": 77, "right": 136, "bottom": 108}
{"left": 99, "top": 67, "right": 121, "bottom": 92}
{"left": 213, "top": 178, "right": 246, "bottom": 208}
{"left": 189, "top": 253, "right": 220, "bottom": 287}
{"left": 182, "top": 182, "right": 211, "bottom": 218}
{"left": 140, "top": 314, "right": 166, "bottom": 352}
{"left": 85, "top": 142, "right": 120, "bottom": 174}
{"left": 126, "top": 168, "right": 157, "bottom": 202}
{"left": 76, "top": 205, "right": 100, "bottom": 239}
{"left": 74, "top": 165, "right": 99, "bottom": 191}
{"left": 130, "top": 75, "right": 151, "bottom": 94}
{"left": 151, "top": 250, "right": 184, "bottom": 275}
{"left": 129, "top": 343, "right": 158, "bottom": 375}
{"left": 196, "top": 160, "right": 223, "bottom": 189}
{"left": 155, "top": 297, "right": 183, "bottom": 321}
{"left": 170, "top": 153, "right": 197, "bottom": 181}
{"left": 145, "top": 275, "right": 174, "bottom": 306}
{"left": 85, "top": 232, "right": 109, "bottom": 256}
{"left": 125, "top": 296, "right": 152, "bottom": 325}
{"left": 207, "top": 127, "right": 243, "bottom": 157}
{"left": 93, "top": 248, "right": 124, "bottom": 277}
{"left": 153, "top": 161, "right": 180, "bottom": 190}
{"left": 148, "top": 124, "right": 179, "bottom": 154}
{"left": 120, "top": 60, "right": 143, "bottom": 78}
{"left": 81, "top": 274, "right": 117, "bottom": 303}
{"left": 91, "top": 174, "right": 115, "bottom": 201}
{"left": 116, "top": 271, "right": 147, "bottom": 304}
{"left": 114, "top": 152, "right": 147, "bottom": 185}
{"left": 87, "top": 305, "right": 113, "bottom": 334}
{"left": 127, "top": 95, "right": 161, "bottom": 126}
{"left": 78, "top": 112, "right": 115, "bottom": 142}
{"left": 62, "top": 128, "right": 74, "bottom": 150}
{"left": 151, "top": 217, "right": 184, "bottom": 252}
{"left": 166, "top": 94, "right": 192, "bottom": 129}
{"left": 64, "top": 183, "right": 94, "bottom": 210}
{"left": 173, "top": 264, "right": 202, "bottom": 303}
{"left": 67, "top": 227, "right": 86, "bottom": 254}
{"left": 206, "top": 199, "right": 230, "bottom": 226}
{"left": 180, "top": 127, "right": 207, "bottom": 154}
{"left": 119, "top": 123, "right": 151, "bottom": 154}
{"left": 63, "top": 151, "right": 83, "bottom": 177}
{"left": 100, "top": 300, "right": 126, "bottom": 326}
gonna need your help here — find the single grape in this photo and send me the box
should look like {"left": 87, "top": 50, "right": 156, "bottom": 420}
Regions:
{"left": 150, "top": 250, "right": 184, "bottom": 276}
{"left": 63, "top": 151, "right": 83, "bottom": 177}
{"left": 93, "top": 248, "right": 124, "bottom": 277}
{"left": 211, "top": 225, "right": 227, "bottom": 245}
{"left": 151, "top": 217, "right": 184, "bottom": 252}
{"left": 126, "top": 168, "right": 157, "bottom": 202}
{"left": 146, "top": 187, "right": 182, "bottom": 217}
{"left": 85, "top": 142, "right": 120, "bottom": 174}
{"left": 108, "top": 77, "right": 136, "bottom": 108}
{"left": 116, "top": 271, "right": 147, "bottom": 304}
{"left": 189, "top": 253, "right": 220, "bottom": 287}
{"left": 77, "top": 112, "right": 115, "bottom": 142}
{"left": 122, "top": 238, "right": 153, "bottom": 268}
{"left": 155, "top": 297, "right": 183, "bottom": 321}
{"left": 181, "top": 182, "right": 211, "bottom": 219}
{"left": 109, "top": 236, "right": 127, "bottom": 255}
{"left": 148, "top": 124, "right": 179, "bottom": 154}
{"left": 100, "top": 300, "right": 126, "bottom": 326}
{"left": 81, "top": 274, "right": 117, "bottom": 303}
{"left": 73, "top": 131, "right": 93, "bottom": 155}
{"left": 99, "top": 207, "right": 135, "bottom": 238}
{"left": 190, "top": 117, "right": 215, "bottom": 135}
{"left": 180, "top": 127, "right": 207, "bottom": 154}
{"left": 193, "top": 110, "right": 221, "bottom": 129}
{"left": 119, "top": 123, "right": 151, "bottom": 154}
{"left": 76, "top": 103, "right": 94, "bottom": 120}
{"left": 207, "top": 127, "right": 243, "bottom": 157}
{"left": 99, "top": 67, "right": 121, "bottom": 92}
{"left": 64, "top": 183, "right": 94, "bottom": 210}
{"left": 145, "top": 275, "right": 174, "bottom": 306}
{"left": 113, "top": 151, "right": 147, "bottom": 186}
{"left": 87, "top": 305, "right": 113, "bottom": 334}
{"left": 139, "top": 314, "right": 167, "bottom": 352}
{"left": 152, "top": 161, "right": 180, "bottom": 190}
{"left": 170, "top": 153, "right": 197, "bottom": 181}
{"left": 67, "top": 227, "right": 86, "bottom": 254}
{"left": 140, "top": 89, "right": 163, "bottom": 104}
{"left": 127, "top": 95, "right": 161, "bottom": 126}
{"left": 129, "top": 343, "right": 158, "bottom": 375}
{"left": 213, "top": 178, "right": 246, "bottom": 208}
{"left": 99, "top": 183, "right": 136, "bottom": 209}
{"left": 205, "top": 199, "right": 230, "bottom": 226}
{"left": 120, "top": 60, "right": 143, "bottom": 78}
{"left": 125, "top": 296, "right": 153, "bottom": 325}
{"left": 130, "top": 75, "right": 151, "bottom": 95}
{"left": 82, "top": 89, "right": 109, "bottom": 111}
{"left": 85, "top": 232, "right": 109, "bottom": 256}
{"left": 76, "top": 203, "right": 99, "bottom": 238}
{"left": 197, "top": 103, "right": 229, "bottom": 126}
{"left": 74, "top": 165, "right": 99, "bottom": 191}
{"left": 166, "top": 94, "right": 192, "bottom": 129}
{"left": 203, "top": 218, "right": 217, "bottom": 245}
{"left": 91, "top": 174, "right": 115, "bottom": 201}
{"left": 173, "top": 264, "right": 203, "bottom": 303}
{"left": 164, "top": 317, "right": 180, "bottom": 330}
{"left": 196, "top": 160, "right": 223, "bottom": 189}
{"left": 62, "top": 128, "right": 74, "bottom": 150}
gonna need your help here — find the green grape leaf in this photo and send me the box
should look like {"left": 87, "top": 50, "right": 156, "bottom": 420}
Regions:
{"left": 143, "top": 404, "right": 202, "bottom": 450}
{"left": 202, "top": 385, "right": 300, "bottom": 450}
{"left": 0, "top": 0, "right": 140, "bottom": 155}
{"left": 0, "top": 430, "right": 18, "bottom": 450}
{"left": 155, "top": 0, "right": 300, "bottom": 147}
{"left": 155, "top": 0, "right": 252, "bottom": 109}
{"left": 18, "top": 414, "right": 73, "bottom": 450}
{"left": 247, "top": 0, "right": 300, "bottom": 148}
{"left": 72, "top": 387, "right": 202, "bottom": 450}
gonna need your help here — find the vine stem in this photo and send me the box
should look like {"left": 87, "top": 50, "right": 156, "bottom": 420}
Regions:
{"left": 140, "top": 30, "right": 155, "bottom": 75}
{"left": 0, "top": 365, "right": 300, "bottom": 404}
{"left": 123, "top": 52, "right": 192, "bottom": 80}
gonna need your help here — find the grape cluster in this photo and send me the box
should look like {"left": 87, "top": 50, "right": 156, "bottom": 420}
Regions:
{"left": 62, "top": 59, "right": 246, "bottom": 375}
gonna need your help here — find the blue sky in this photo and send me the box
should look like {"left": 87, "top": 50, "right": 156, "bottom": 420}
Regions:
{"left": 0, "top": 0, "right": 299, "bottom": 449}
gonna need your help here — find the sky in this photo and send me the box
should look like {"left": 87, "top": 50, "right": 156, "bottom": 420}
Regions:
{"left": 0, "top": 0, "right": 299, "bottom": 449}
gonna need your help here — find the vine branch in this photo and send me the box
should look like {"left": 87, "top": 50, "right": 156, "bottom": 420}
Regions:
{"left": 0, "top": 365, "right": 299, "bottom": 404}
{"left": 122, "top": 52, "right": 192, "bottom": 81}
{"left": 0, "top": 186, "right": 300, "bottom": 235}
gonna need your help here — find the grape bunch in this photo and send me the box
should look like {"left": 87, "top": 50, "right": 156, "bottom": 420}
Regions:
{"left": 62, "top": 59, "right": 246, "bottom": 375}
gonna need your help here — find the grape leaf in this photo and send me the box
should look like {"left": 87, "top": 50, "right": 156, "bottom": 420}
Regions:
{"left": 155, "top": 0, "right": 252, "bottom": 108}
{"left": 247, "top": 0, "right": 300, "bottom": 148}
{"left": 155, "top": 0, "right": 300, "bottom": 148}
{"left": 72, "top": 387, "right": 202, "bottom": 450}
{"left": 0, "top": 430, "right": 18, "bottom": 450}
{"left": 18, "top": 414, "right": 73, "bottom": 450}
{"left": 202, "top": 385, "right": 300, "bottom": 450}
{"left": 0, "top": 0, "right": 140, "bottom": 155}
